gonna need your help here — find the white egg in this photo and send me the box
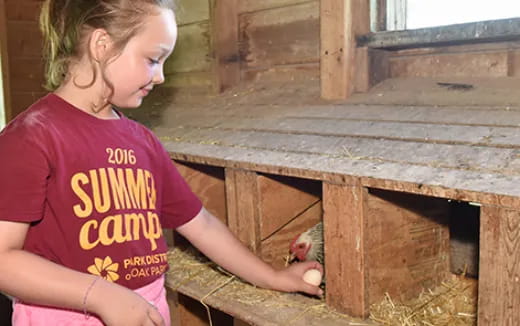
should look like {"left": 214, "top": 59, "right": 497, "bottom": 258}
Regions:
{"left": 302, "top": 269, "right": 322, "bottom": 286}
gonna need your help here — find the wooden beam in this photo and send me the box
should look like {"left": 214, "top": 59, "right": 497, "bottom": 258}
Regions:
{"left": 358, "top": 17, "right": 520, "bottom": 50}
{"left": 0, "top": 0, "right": 11, "bottom": 123}
{"left": 225, "top": 168, "right": 261, "bottom": 253}
{"left": 321, "top": 0, "right": 370, "bottom": 99}
{"left": 478, "top": 205, "right": 520, "bottom": 325}
{"left": 210, "top": 0, "right": 240, "bottom": 93}
{"left": 323, "top": 181, "right": 369, "bottom": 317}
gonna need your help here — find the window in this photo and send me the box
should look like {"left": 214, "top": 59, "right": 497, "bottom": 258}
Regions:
{"left": 385, "top": 0, "right": 520, "bottom": 31}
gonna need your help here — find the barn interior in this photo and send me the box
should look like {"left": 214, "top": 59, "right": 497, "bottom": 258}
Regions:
{"left": 1, "top": 1, "right": 520, "bottom": 325}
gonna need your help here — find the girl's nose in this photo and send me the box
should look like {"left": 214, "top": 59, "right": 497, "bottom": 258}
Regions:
{"left": 152, "top": 67, "right": 165, "bottom": 85}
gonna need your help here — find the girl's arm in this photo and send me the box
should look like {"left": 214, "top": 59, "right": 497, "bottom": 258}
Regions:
{"left": 0, "top": 220, "right": 164, "bottom": 326}
{"left": 176, "top": 208, "right": 323, "bottom": 296}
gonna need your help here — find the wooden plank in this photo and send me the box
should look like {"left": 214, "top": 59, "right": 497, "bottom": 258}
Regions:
{"left": 358, "top": 18, "right": 520, "bottom": 50}
{"left": 161, "top": 126, "right": 520, "bottom": 176}
{"left": 174, "top": 0, "right": 209, "bottom": 26}
{"left": 165, "top": 116, "right": 520, "bottom": 149}
{"left": 239, "top": 0, "right": 315, "bottom": 13}
{"left": 174, "top": 161, "right": 227, "bottom": 224}
{"left": 239, "top": 2, "right": 319, "bottom": 69}
{"left": 478, "top": 205, "right": 520, "bottom": 326}
{"left": 164, "top": 101, "right": 520, "bottom": 127}
{"left": 323, "top": 182, "right": 368, "bottom": 317}
{"left": 365, "top": 189, "right": 450, "bottom": 304}
{"left": 210, "top": 0, "right": 240, "bottom": 92}
{"left": 225, "top": 168, "right": 261, "bottom": 252}
{"left": 260, "top": 201, "right": 322, "bottom": 269}
{"left": 257, "top": 174, "right": 320, "bottom": 240}
{"left": 389, "top": 51, "right": 509, "bottom": 78}
{"left": 321, "top": 0, "right": 370, "bottom": 99}
{"left": 0, "top": 0, "right": 12, "bottom": 122}
{"left": 160, "top": 141, "right": 520, "bottom": 210}
{"left": 164, "top": 22, "right": 212, "bottom": 74}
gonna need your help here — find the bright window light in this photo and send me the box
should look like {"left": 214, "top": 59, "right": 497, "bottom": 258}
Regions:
{"left": 407, "top": 0, "right": 520, "bottom": 29}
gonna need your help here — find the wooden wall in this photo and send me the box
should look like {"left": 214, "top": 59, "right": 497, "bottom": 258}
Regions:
{"left": 163, "top": 0, "right": 320, "bottom": 90}
{"left": 2, "top": 1, "right": 520, "bottom": 116}
{"left": 238, "top": 0, "right": 320, "bottom": 82}
{"left": 3, "top": 0, "right": 44, "bottom": 120}
{"left": 163, "top": 0, "right": 213, "bottom": 90}
{"left": 387, "top": 42, "right": 520, "bottom": 78}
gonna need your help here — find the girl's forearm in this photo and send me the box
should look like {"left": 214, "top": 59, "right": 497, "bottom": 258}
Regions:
{"left": 177, "top": 209, "right": 278, "bottom": 289}
{"left": 0, "top": 249, "right": 119, "bottom": 314}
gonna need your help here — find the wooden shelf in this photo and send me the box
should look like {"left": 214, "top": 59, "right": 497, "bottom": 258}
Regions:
{"left": 165, "top": 248, "right": 375, "bottom": 326}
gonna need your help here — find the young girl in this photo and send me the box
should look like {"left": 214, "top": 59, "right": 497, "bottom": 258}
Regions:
{"left": 0, "top": 0, "right": 323, "bottom": 325}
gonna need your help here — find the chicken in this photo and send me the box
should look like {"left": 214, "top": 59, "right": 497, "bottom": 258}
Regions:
{"left": 289, "top": 221, "right": 324, "bottom": 265}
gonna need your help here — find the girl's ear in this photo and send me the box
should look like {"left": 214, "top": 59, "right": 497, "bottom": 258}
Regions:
{"left": 89, "top": 28, "right": 112, "bottom": 62}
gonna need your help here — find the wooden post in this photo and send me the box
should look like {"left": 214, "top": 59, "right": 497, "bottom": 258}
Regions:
{"left": 225, "top": 168, "right": 261, "bottom": 253}
{"left": 0, "top": 0, "right": 11, "bottom": 124}
{"left": 479, "top": 205, "right": 520, "bottom": 326}
{"left": 323, "top": 181, "right": 369, "bottom": 317}
{"left": 210, "top": 0, "right": 241, "bottom": 93}
{"left": 320, "top": 0, "right": 370, "bottom": 99}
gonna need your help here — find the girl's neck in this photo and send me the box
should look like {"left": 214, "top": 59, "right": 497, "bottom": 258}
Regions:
{"left": 54, "top": 83, "right": 120, "bottom": 120}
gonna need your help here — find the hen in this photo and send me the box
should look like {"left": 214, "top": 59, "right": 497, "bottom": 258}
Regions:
{"left": 289, "top": 221, "right": 324, "bottom": 265}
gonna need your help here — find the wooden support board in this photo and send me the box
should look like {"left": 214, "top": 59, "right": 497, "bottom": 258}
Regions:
{"left": 479, "top": 205, "right": 520, "bottom": 326}
{"left": 210, "top": 0, "right": 240, "bottom": 92}
{"left": 321, "top": 0, "right": 370, "bottom": 99}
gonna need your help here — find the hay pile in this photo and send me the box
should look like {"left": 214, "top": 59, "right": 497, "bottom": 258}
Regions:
{"left": 369, "top": 275, "right": 477, "bottom": 326}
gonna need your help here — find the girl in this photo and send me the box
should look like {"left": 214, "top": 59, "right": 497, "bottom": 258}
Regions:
{"left": 0, "top": 1, "right": 323, "bottom": 325}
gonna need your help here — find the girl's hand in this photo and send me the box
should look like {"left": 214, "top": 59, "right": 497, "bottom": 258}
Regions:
{"left": 87, "top": 279, "right": 165, "bottom": 326}
{"left": 269, "top": 261, "right": 324, "bottom": 297}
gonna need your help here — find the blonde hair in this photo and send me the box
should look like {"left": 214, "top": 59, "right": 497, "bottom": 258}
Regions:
{"left": 39, "top": 0, "right": 176, "bottom": 91}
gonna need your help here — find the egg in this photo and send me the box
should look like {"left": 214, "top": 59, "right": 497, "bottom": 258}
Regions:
{"left": 302, "top": 269, "right": 322, "bottom": 286}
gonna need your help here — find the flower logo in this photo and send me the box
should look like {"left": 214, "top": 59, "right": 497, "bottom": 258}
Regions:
{"left": 87, "top": 256, "right": 120, "bottom": 282}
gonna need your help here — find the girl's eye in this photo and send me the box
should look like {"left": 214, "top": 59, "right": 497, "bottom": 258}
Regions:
{"left": 148, "top": 58, "right": 160, "bottom": 65}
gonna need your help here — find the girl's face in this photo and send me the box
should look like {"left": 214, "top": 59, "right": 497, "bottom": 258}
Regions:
{"left": 103, "top": 8, "right": 177, "bottom": 108}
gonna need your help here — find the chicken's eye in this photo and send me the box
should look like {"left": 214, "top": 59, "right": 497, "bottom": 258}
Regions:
{"left": 298, "top": 244, "right": 305, "bottom": 249}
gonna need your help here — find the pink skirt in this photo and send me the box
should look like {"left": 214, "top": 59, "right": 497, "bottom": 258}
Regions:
{"left": 12, "top": 276, "right": 170, "bottom": 326}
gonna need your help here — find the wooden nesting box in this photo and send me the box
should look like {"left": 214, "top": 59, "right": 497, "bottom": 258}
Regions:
{"left": 171, "top": 159, "right": 452, "bottom": 319}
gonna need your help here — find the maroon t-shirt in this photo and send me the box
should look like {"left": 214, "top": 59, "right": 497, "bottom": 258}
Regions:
{"left": 0, "top": 94, "right": 202, "bottom": 289}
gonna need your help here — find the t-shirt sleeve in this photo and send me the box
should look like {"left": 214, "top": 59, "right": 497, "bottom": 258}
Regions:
{"left": 156, "top": 143, "right": 202, "bottom": 229}
{"left": 0, "top": 125, "right": 50, "bottom": 223}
